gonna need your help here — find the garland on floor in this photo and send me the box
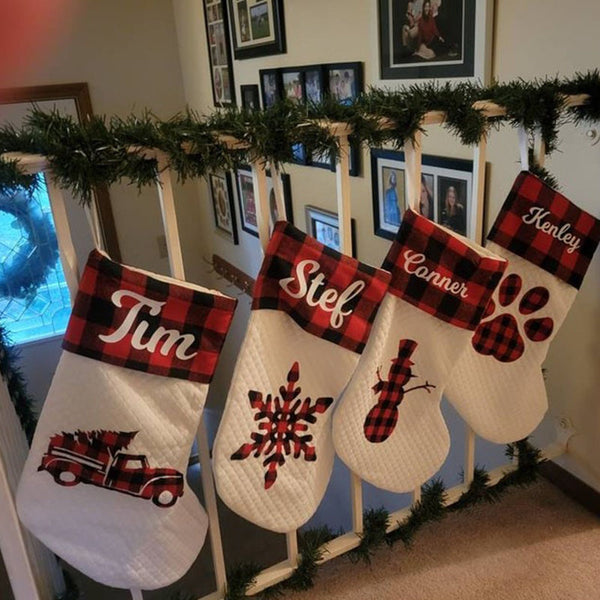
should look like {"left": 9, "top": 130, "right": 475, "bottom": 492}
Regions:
{"left": 191, "top": 439, "right": 543, "bottom": 600}
{"left": 1, "top": 72, "right": 599, "bottom": 204}
{"left": 0, "top": 324, "right": 38, "bottom": 442}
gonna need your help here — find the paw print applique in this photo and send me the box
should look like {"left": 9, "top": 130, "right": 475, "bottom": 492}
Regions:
{"left": 472, "top": 273, "right": 554, "bottom": 363}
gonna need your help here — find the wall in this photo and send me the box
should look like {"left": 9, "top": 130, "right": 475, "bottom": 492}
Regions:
{"left": 172, "top": 0, "right": 600, "bottom": 489}
{"left": 2, "top": 0, "right": 213, "bottom": 406}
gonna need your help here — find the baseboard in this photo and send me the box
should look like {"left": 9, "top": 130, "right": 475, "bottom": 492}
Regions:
{"left": 540, "top": 460, "right": 600, "bottom": 517}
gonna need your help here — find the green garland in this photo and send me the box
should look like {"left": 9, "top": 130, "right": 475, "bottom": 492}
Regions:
{"left": 1, "top": 72, "right": 599, "bottom": 204}
{"left": 169, "top": 439, "right": 543, "bottom": 600}
{"left": 0, "top": 324, "right": 38, "bottom": 442}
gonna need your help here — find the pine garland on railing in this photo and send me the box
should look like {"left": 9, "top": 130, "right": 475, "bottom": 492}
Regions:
{"left": 0, "top": 324, "right": 38, "bottom": 442}
{"left": 171, "top": 440, "right": 544, "bottom": 600}
{"left": 2, "top": 72, "right": 599, "bottom": 204}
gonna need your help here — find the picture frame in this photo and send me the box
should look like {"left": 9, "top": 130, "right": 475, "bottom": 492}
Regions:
{"left": 241, "top": 84, "right": 261, "bottom": 110}
{"left": 326, "top": 61, "right": 364, "bottom": 105}
{"left": 305, "top": 205, "right": 357, "bottom": 257}
{"left": 304, "top": 65, "right": 326, "bottom": 105}
{"left": 378, "top": 0, "right": 493, "bottom": 82}
{"left": 235, "top": 166, "right": 293, "bottom": 238}
{"left": 227, "top": 0, "right": 286, "bottom": 60}
{"left": 209, "top": 172, "right": 239, "bottom": 244}
{"left": 280, "top": 67, "right": 308, "bottom": 165}
{"left": 307, "top": 62, "right": 364, "bottom": 175}
{"left": 370, "top": 148, "right": 478, "bottom": 241}
{"left": 259, "top": 68, "right": 282, "bottom": 108}
{"left": 203, "top": 0, "right": 236, "bottom": 106}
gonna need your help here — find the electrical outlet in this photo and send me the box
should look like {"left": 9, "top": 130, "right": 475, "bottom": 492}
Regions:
{"left": 157, "top": 234, "right": 168, "bottom": 259}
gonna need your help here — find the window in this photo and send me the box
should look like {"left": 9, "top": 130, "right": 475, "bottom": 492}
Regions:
{"left": 0, "top": 175, "right": 71, "bottom": 344}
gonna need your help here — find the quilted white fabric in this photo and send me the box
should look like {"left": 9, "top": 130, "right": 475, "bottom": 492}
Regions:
{"left": 332, "top": 294, "right": 470, "bottom": 493}
{"left": 17, "top": 352, "right": 208, "bottom": 590}
{"left": 445, "top": 244, "right": 576, "bottom": 443}
{"left": 213, "top": 310, "right": 357, "bottom": 533}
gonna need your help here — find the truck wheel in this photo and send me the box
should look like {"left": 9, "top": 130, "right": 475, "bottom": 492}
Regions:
{"left": 54, "top": 470, "right": 80, "bottom": 486}
{"left": 152, "top": 490, "right": 177, "bottom": 508}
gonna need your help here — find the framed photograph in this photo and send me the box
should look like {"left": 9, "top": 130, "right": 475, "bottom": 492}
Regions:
{"left": 203, "top": 0, "right": 236, "bottom": 106}
{"left": 304, "top": 65, "right": 326, "bottom": 105}
{"left": 326, "top": 62, "right": 363, "bottom": 105}
{"left": 281, "top": 68, "right": 305, "bottom": 104}
{"left": 228, "top": 0, "right": 286, "bottom": 59}
{"left": 378, "top": 0, "right": 493, "bottom": 82}
{"left": 241, "top": 84, "right": 261, "bottom": 110}
{"left": 209, "top": 172, "right": 238, "bottom": 243}
{"left": 370, "top": 148, "right": 477, "bottom": 241}
{"left": 259, "top": 68, "right": 282, "bottom": 108}
{"left": 305, "top": 205, "right": 356, "bottom": 257}
{"left": 235, "top": 166, "right": 293, "bottom": 238}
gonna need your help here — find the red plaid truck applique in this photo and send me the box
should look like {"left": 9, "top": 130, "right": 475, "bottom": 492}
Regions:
{"left": 38, "top": 430, "right": 184, "bottom": 508}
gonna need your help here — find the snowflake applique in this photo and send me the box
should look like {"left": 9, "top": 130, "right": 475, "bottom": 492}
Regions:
{"left": 230, "top": 362, "right": 333, "bottom": 490}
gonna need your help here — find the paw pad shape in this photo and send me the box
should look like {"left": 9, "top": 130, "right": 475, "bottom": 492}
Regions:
{"left": 472, "top": 273, "right": 554, "bottom": 363}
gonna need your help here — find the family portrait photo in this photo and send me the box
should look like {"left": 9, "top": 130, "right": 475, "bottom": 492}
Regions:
{"left": 379, "top": 0, "right": 487, "bottom": 80}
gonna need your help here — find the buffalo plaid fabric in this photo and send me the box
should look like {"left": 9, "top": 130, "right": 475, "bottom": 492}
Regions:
{"left": 364, "top": 339, "right": 417, "bottom": 443}
{"left": 63, "top": 249, "right": 236, "bottom": 383}
{"left": 230, "top": 361, "right": 334, "bottom": 490}
{"left": 252, "top": 222, "right": 390, "bottom": 353}
{"left": 488, "top": 171, "right": 600, "bottom": 289}
{"left": 38, "top": 430, "right": 184, "bottom": 505}
{"left": 471, "top": 313, "right": 525, "bottom": 363}
{"left": 383, "top": 210, "right": 507, "bottom": 330}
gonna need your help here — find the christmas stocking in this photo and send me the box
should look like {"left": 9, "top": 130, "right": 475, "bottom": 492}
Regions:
{"left": 213, "top": 222, "right": 390, "bottom": 532}
{"left": 17, "top": 249, "right": 236, "bottom": 590}
{"left": 333, "top": 210, "right": 507, "bottom": 492}
{"left": 445, "top": 171, "right": 600, "bottom": 443}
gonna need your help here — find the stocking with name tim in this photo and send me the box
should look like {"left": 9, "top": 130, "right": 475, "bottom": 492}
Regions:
{"left": 17, "top": 250, "right": 236, "bottom": 590}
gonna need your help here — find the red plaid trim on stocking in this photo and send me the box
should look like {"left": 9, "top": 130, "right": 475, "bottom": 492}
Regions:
{"left": 252, "top": 222, "right": 391, "bottom": 354}
{"left": 62, "top": 250, "right": 236, "bottom": 383}
{"left": 383, "top": 210, "right": 507, "bottom": 330}
{"left": 488, "top": 171, "right": 600, "bottom": 289}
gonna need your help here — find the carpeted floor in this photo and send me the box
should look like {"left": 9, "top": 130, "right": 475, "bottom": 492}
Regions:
{"left": 291, "top": 479, "right": 600, "bottom": 600}
{"left": 3, "top": 478, "right": 599, "bottom": 599}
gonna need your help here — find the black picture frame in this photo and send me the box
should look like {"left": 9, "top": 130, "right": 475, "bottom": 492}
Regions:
{"left": 241, "top": 84, "right": 261, "bottom": 110}
{"left": 378, "top": 0, "right": 489, "bottom": 81}
{"left": 227, "top": 0, "right": 286, "bottom": 60}
{"left": 235, "top": 166, "right": 293, "bottom": 238}
{"left": 325, "top": 61, "right": 364, "bottom": 106}
{"left": 304, "top": 65, "right": 326, "bottom": 105}
{"left": 305, "top": 205, "right": 357, "bottom": 258}
{"left": 259, "top": 68, "right": 282, "bottom": 108}
{"left": 203, "top": 0, "right": 236, "bottom": 106}
{"left": 371, "top": 148, "right": 478, "bottom": 241}
{"left": 209, "top": 172, "right": 239, "bottom": 244}
{"left": 280, "top": 67, "right": 309, "bottom": 165}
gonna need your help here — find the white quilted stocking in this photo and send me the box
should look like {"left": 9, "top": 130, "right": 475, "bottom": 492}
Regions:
{"left": 213, "top": 222, "right": 390, "bottom": 533}
{"left": 445, "top": 172, "right": 600, "bottom": 443}
{"left": 17, "top": 250, "right": 236, "bottom": 590}
{"left": 333, "top": 210, "right": 507, "bottom": 492}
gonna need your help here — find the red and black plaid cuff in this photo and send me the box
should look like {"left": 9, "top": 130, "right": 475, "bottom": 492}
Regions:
{"left": 252, "top": 221, "right": 391, "bottom": 353}
{"left": 488, "top": 171, "right": 600, "bottom": 289}
{"left": 383, "top": 210, "right": 507, "bottom": 330}
{"left": 62, "top": 250, "right": 237, "bottom": 383}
